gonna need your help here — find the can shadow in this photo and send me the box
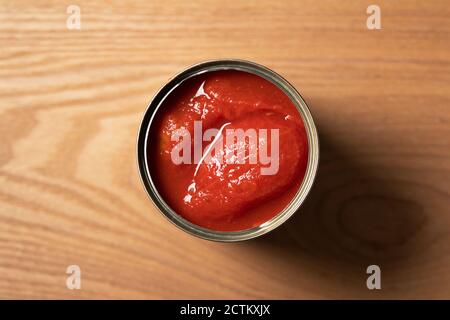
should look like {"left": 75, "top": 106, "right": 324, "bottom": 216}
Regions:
{"left": 238, "top": 120, "right": 427, "bottom": 298}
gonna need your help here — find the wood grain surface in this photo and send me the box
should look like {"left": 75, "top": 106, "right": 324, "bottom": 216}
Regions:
{"left": 0, "top": 0, "right": 449, "bottom": 299}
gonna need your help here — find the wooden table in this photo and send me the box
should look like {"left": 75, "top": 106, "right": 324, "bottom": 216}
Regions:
{"left": 0, "top": 0, "right": 449, "bottom": 299}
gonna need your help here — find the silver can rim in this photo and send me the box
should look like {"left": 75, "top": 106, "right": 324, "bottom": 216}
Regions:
{"left": 136, "top": 59, "right": 319, "bottom": 242}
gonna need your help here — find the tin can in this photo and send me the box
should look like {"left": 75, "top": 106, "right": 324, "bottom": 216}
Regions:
{"left": 137, "top": 59, "right": 319, "bottom": 241}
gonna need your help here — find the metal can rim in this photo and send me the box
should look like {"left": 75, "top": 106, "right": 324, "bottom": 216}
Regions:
{"left": 136, "top": 59, "right": 319, "bottom": 242}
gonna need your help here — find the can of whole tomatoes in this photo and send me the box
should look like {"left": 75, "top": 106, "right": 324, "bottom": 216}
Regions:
{"left": 137, "top": 59, "right": 319, "bottom": 241}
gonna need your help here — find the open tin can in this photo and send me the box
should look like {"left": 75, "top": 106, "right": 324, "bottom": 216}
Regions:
{"left": 137, "top": 59, "right": 319, "bottom": 241}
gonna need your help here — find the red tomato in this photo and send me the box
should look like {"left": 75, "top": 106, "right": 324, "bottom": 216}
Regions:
{"left": 149, "top": 70, "right": 308, "bottom": 231}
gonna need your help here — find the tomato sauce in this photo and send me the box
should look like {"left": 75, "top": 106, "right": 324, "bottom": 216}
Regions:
{"left": 148, "top": 70, "right": 308, "bottom": 231}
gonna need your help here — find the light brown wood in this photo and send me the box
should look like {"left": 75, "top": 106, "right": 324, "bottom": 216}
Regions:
{"left": 0, "top": 0, "right": 449, "bottom": 299}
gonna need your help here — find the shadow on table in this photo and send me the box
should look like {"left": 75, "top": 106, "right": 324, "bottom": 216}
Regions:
{"left": 239, "top": 107, "right": 426, "bottom": 298}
